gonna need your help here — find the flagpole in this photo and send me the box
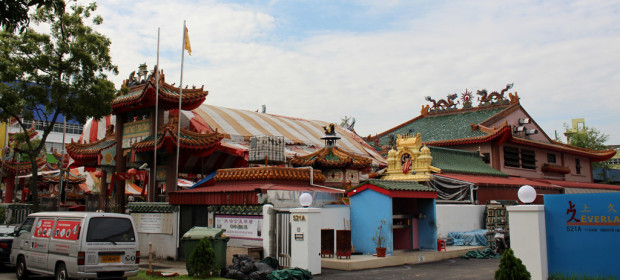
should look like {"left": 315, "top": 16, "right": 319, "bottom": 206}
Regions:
{"left": 175, "top": 20, "right": 186, "bottom": 193}
{"left": 152, "top": 27, "right": 160, "bottom": 202}
{"left": 58, "top": 118, "right": 67, "bottom": 210}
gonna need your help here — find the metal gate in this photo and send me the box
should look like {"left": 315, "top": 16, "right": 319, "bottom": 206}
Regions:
{"left": 270, "top": 209, "right": 291, "bottom": 268}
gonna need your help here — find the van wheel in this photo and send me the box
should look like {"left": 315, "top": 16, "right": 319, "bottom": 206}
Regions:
{"left": 16, "top": 256, "right": 29, "bottom": 280}
{"left": 55, "top": 263, "right": 69, "bottom": 280}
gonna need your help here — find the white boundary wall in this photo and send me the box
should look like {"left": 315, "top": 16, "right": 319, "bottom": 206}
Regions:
{"left": 262, "top": 205, "right": 350, "bottom": 259}
{"left": 507, "top": 205, "right": 548, "bottom": 280}
{"left": 130, "top": 212, "right": 180, "bottom": 260}
{"left": 436, "top": 205, "right": 486, "bottom": 238}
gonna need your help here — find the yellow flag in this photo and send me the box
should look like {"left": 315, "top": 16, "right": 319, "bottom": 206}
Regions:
{"left": 184, "top": 27, "right": 192, "bottom": 55}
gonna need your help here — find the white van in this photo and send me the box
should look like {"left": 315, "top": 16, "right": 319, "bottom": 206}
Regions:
{"left": 10, "top": 212, "right": 140, "bottom": 280}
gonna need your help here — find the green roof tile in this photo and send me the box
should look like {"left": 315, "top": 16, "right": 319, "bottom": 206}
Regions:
{"left": 429, "top": 146, "right": 508, "bottom": 177}
{"left": 352, "top": 179, "right": 436, "bottom": 192}
{"left": 375, "top": 107, "right": 506, "bottom": 146}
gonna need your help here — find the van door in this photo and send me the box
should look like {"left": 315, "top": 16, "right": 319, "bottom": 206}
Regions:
{"left": 29, "top": 218, "right": 56, "bottom": 271}
{"left": 48, "top": 219, "right": 82, "bottom": 273}
{"left": 15, "top": 217, "right": 35, "bottom": 254}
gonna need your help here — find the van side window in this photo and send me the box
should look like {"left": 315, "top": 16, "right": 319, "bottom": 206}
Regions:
{"left": 86, "top": 217, "right": 135, "bottom": 243}
{"left": 19, "top": 218, "right": 35, "bottom": 233}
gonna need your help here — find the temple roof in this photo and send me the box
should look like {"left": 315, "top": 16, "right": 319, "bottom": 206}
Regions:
{"left": 214, "top": 166, "right": 326, "bottom": 184}
{"left": 290, "top": 146, "right": 372, "bottom": 170}
{"left": 65, "top": 133, "right": 116, "bottom": 167}
{"left": 373, "top": 104, "right": 510, "bottom": 147}
{"left": 370, "top": 102, "right": 616, "bottom": 162}
{"left": 428, "top": 146, "right": 508, "bottom": 177}
{"left": 132, "top": 118, "right": 222, "bottom": 155}
{"left": 42, "top": 170, "right": 87, "bottom": 184}
{"left": 0, "top": 153, "right": 47, "bottom": 175}
{"left": 191, "top": 104, "right": 386, "bottom": 167}
{"left": 112, "top": 68, "right": 207, "bottom": 114}
{"left": 352, "top": 179, "right": 435, "bottom": 192}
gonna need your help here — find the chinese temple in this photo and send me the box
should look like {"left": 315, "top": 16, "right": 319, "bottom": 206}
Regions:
{"left": 367, "top": 84, "right": 618, "bottom": 203}
{"left": 66, "top": 64, "right": 223, "bottom": 210}
{"left": 0, "top": 127, "right": 47, "bottom": 202}
{"left": 290, "top": 123, "right": 373, "bottom": 189}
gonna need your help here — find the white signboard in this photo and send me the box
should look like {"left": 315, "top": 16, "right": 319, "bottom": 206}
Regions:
{"left": 135, "top": 213, "right": 173, "bottom": 234}
{"left": 215, "top": 215, "right": 263, "bottom": 240}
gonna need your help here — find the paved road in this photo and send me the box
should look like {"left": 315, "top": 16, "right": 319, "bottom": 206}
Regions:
{"left": 0, "top": 257, "right": 500, "bottom": 280}
{"left": 315, "top": 258, "right": 501, "bottom": 280}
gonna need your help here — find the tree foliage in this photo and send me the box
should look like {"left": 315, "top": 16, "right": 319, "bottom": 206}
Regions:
{"left": 0, "top": 1, "right": 117, "bottom": 210}
{"left": 565, "top": 125, "right": 610, "bottom": 169}
{"left": 0, "top": 0, "right": 65, "bottom": 33}
{"left": 187, "top": 238, "right": 220, "bottom": 278}
{"left": 494, "top": 248, "right": 531, "bottom": 280}
{"left": 568, "top": 126, "right": 609, "bottom": 152}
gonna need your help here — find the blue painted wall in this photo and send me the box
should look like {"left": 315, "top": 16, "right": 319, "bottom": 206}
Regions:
{"left": 350, "top": 189, "right": 393, "bottom": 255}
{"left": 545, "top": 193, "right": 620, "bottom": 277}
{"left": 417, "top": 199, "right": 437, "bottom": 250}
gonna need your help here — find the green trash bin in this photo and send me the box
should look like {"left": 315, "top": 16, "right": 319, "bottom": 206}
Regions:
{"left": 181, "top": 227, "right": 230, "bottom": 270}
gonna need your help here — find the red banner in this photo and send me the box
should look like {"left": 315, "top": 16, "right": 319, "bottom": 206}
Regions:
{"left": 34, "top": 219, "right": 55, "bottom": 238}
{"left": 53, "top": 220, "right": 81, "bottom": 240}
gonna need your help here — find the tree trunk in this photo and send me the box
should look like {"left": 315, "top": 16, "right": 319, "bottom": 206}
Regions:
{"left": 29, "top": 153, "right": 39, "bottom": 212}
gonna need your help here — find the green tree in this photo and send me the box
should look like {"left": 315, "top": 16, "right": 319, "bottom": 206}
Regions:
{"left": 568, "top": 127, "right": 609, "bottom": 151}
{"left": 565, "top": 124, "right": 610, "bottom": 169}
{"left": 494, "top": 248, "right": 531, "bottom": 280}
{"left": 0, "top": 0, "right": 65, "bottom": 33}
{"left": 0, "top": 1, "right": 117, "bottom": 211}
{"left": 187, "top": 238, "right": 220, "bottom": 278}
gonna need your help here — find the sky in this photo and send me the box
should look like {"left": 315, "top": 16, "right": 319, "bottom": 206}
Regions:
{"left": 84, "top": 0, "right": 619, "bottom": 144}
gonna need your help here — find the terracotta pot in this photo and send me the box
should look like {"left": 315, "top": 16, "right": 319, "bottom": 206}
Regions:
{"left": 376, "top": 247, "right": 387, "bottom": 257}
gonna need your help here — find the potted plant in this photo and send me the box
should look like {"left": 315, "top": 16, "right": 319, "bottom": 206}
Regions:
{"left": 372, "top": 219, "right": 387, "bottom": 257}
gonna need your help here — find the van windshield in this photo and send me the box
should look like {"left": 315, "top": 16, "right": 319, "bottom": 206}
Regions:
{"left": 86, "top": 217, "right": 135, "bottom": 243}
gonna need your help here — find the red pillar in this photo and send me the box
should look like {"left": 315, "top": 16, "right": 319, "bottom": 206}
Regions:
{"left": 4, "top": 173, "right": 14, "bottom": 203}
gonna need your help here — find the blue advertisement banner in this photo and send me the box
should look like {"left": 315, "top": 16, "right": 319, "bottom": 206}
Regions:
{"left": 544, "top": 193, "right": 620, "bottom": 277}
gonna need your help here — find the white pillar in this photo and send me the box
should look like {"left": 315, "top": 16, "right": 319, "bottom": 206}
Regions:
{"left": 507, "top": 205, "right": 548, "bottom": 280}
{"left": 289, "top": 207, "right": 321, "bottom": 275}
{"left": 262, "top": 204, "right": 274, "bottom": 257}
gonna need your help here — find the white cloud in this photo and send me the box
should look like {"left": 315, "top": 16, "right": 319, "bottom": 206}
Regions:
{"left": 87, "top": 0, "right": 620, "bottom": 144}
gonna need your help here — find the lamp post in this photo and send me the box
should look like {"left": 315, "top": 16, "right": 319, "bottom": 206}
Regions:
{"left": 517, "top": 185, "right": 537, "bottom": 204}
{"left": 299, "top": 192, "right": 312, "bottom": 208}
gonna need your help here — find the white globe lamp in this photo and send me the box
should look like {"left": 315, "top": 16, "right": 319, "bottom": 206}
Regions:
{"left": 299, "top": 192, "right": 313, "bottom": 207}
{"left": 518, "top": 185, "right": 537, "bottom": 204}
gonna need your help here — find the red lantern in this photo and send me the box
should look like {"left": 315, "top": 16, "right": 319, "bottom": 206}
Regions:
{"left": 94, "top": 170, "right": 104, "bottom": 178}
{"left": 127, "top": 168, "right": 138, "bottom": 176}
{"left": 62, "top": 155, "right": 70, "bottom": 168}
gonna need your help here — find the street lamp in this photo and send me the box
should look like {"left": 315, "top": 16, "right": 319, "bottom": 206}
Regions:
{"left": 518, "top": 185, "right": 537, "bottom": 204}
{"left": 299, "top": 192, "right": 313, "bottom": 208}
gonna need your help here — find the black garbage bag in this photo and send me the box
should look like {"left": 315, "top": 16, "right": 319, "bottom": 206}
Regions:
{"left": 240, "top": 259, "right": 256, "bottom": 274}
{"left": 259, "top": 256, "right": 280, "bottom": 270}
{"left": 226, "top": 268, "right": 250, "bottom": 280}
{"left": 255, "top": 262, "right": 275, "bottom": 274}
{"left": 234, "top": 254, "right": 254, "bottom": 264}
{"left": 248, "top": 271, "right": 262, "bottom": 280}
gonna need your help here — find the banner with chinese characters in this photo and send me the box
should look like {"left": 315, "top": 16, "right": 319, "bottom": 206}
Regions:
{"left": 214, "top": 215, "right": 263, "bottom": 240}
{"left": 122, "top": 119, "right": 150, "bottom": 148}
{"left": 545, "top": 193, "right": 620, "bottom": 277}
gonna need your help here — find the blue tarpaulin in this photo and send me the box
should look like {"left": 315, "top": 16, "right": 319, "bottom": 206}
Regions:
{"left": 447, "top": 229, "right": 488, "bottom": 246}
{"left": 190, "top": 171, "right": 216, "bottom": 189}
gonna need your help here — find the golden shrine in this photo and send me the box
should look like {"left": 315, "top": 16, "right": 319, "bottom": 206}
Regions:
{"left": 383, "top": 133, "right": 440, "bottom": 181}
